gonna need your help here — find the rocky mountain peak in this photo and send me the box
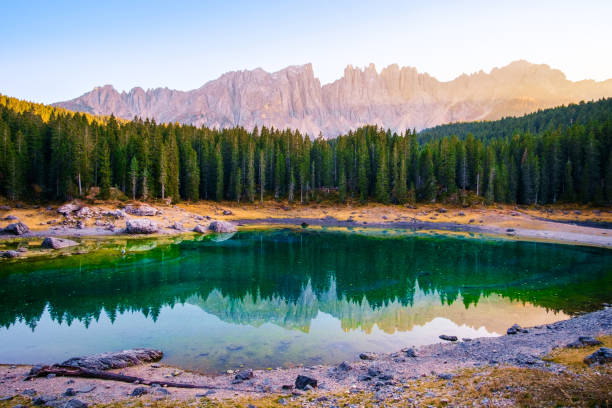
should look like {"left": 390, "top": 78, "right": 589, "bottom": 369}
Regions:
{"left": 54, "top": 61, "right": 612, "bottom": 137}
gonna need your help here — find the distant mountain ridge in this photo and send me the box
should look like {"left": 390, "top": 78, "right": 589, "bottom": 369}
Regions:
{"left": 54, "top": 60, "right": 612, "bottom": 137}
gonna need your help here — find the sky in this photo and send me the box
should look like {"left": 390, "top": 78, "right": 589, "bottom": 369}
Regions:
{"left": 1, "top": 0, "right": 611, "bottom": 104}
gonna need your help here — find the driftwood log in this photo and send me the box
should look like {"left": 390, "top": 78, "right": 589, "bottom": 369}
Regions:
{"left": 23, "top": 348, "right": 266, "bottom": 393}
{"left": 25, "top": 365, "right": 208, "bottom": 388}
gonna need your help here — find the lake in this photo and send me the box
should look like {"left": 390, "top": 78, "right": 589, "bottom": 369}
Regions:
{"left": 1, "top": 228, "right": 610, "bottom": 373}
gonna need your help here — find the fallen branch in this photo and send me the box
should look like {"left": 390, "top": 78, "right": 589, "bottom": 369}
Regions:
{"left": 25, "top": 365, "right": 268, "bottom": 393}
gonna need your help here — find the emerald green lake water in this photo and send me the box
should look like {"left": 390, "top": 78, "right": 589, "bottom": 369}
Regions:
{"left": 0, "top": 229, "right": 611, "bottom": 373}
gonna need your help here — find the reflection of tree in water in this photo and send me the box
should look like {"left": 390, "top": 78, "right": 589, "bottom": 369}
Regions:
{"left": 0, "top": 230, "right": 610, "bottom": 331}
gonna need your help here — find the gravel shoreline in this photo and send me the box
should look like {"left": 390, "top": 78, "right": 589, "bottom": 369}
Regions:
{"left": 1, "top": 307, "right": 610, "bottom": 405}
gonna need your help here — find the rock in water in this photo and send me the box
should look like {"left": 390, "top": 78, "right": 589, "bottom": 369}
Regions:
{"left": 1, "top": 250, "right": 20, "bottom": 258}
{"left": 3, "top": 222, "right": 29, "bottom": 235}
{"left": 295, "top": 375, "right": 317, "bottom": 390}
{"left": 124, "top": 204, "right": 159, "bottom": 216}
{"left": 193, "top": 224, "right": 208, "bottom": 234}
{"left": 209, "top": 220, "right": 237, "bottom": 233}
{"left": 439, "top": 335, "right": 458, "bottom": 342}
{"left": 584, "top": 347, "right": 612, "bottom": 365}
{"left": 566, "top": 336, "right": 603, "bottom": 348}
{"left": 126, "top": 219, "right": 159, "bottom": 234}
{"left": 42, "top": 237, "right": 79, "bottom": 249}
{"left": 61, "top": 349, "right": 163, "bottom": 370}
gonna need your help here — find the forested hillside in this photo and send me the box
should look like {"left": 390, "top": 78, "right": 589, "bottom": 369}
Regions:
{"left": 419, "top": 98, "right": 612, "bottom": 143}
{"left": 1, "top": 94, "right": 611, "bottom": 205}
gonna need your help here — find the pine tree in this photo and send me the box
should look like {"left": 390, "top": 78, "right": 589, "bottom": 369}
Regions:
{"left": 259, "top": 149, "right": 265, "bottom": 203}
{"left": 98, "top": 139, "right": 111, "bottom": 199}
{"left": 129, "top": 156, "right": 139, "bottom": 200}
{"left": 215, "top": 144, "right": 224, "bottom": 201}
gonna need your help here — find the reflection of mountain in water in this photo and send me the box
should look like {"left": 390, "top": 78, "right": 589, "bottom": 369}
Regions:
{"left": 0, "top": 230, "right": 610, "bottom": 331}
{"left": 189, "top": 278, "right": 567, "bottom": 334}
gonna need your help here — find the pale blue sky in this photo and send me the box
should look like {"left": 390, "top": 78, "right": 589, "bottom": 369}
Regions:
{"left": 1, "top": 0, "right": 611, "bottom": 104}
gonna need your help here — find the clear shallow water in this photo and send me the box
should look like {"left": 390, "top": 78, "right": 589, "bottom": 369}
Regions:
{"left": 0, "top": 229, "right": 611, "bottom": 373}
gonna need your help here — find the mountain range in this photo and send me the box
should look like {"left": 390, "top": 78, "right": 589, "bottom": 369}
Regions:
{"left": 54, "top": 60, "right": 612, "bottom": 137}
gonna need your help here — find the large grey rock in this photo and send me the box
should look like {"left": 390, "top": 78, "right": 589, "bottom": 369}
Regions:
{"left": 126, "top": 219, "right": 158, "bottom": 234}
{"left": 64, "top": 399, "right": 88, "bottom": 408}
{"left": 209, "top": 220, "right": 237, "bottom": 233}
{"left": 61, "top": 349, "right": 163, "bottom": 371}
{"left": 102, "top": 209, "right": 126, "bottom": 219}
{"left": 124, "top": 204, "right": 159, "bottom": 216}
{"left": 584, "top": 347, "right": 612, "bottom": 365}
{"left": 193, "top": 224, "right": 208, "bottom": 234}
{"left": 567, "top": 336, "right": 603, "bottom": 348}
{"left": 1, "top": 250, "right": 20, "bottom": 258}
{"left": 295, "top": 375, "right": 317, "bottom": 390}
{"left": 42, "top": 237, "right": 79, "bottom": 249}
{"left": 3, "top": 222, "right": 29, "bottom": 235}
{"left": 75, "top": 207, "right": 93, "bottom": 218}
{"left": 58, "top": 203, "right": 80, "bottom": 215}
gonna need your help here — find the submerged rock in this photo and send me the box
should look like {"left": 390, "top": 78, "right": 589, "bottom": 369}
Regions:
{"left": 3, "top": 222, "right": 29, "bottom": 235}
{"left": 337, "top": 361, "right": 352, "bottom": 371}
{"left": 359, "top": 352, "right": 377, "bottom": 360}
{"left": 126, "top": 219, "right": 159, "bottom": 234}
{"left": 209, "top": 220, "right": 237, "bottom": 233}
{"left": 42, "top": 237, "right": 79, "bottom": 249}
{"left": 584, "top": 347, "right": 612, "bottom": 365}
{"left": 61, "top": 349, "right": 163, "bottom": 371}
{"left": 295, "top": 375, "right": 317, "bottom": 390}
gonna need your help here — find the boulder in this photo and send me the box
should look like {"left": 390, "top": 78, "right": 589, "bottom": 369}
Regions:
{"left": 567, "top": 336, "right": 603, "bottom": 348}
{"left": 295, "top": 375, "right": 317, "bottom": 390}
{"left": 3, "top": 222, "right": 29, "bottom": 235}
{"left": 233, "top": 370, "right": 253, "bottom": 383}
{"left": 0, "top": 205, "right": 10, "bottom": 211}
{"left": 64, "top": 400, "right": 88, "bottom": 408}
{"left": 130, "top": 387, "right": 148, "bottom": 397}
{"left": 126, "top": 219, "right": 158, "bottom": 234}
{"left": 222, "top": 210, "right": 233, "bottom": 215}
{"left": 125, "top": 204, "right": 159, "bottom": 216}
{"left": 584, "top": 347, "right": 612, "bottom": 365}
{"left": 4, "top": 215, "right": 18, "bottom": 220}
{"left": 61, "top": 349, "right": 163, "bottom": 371}
{"left": 193, "top": 224, "right": 208, "bottom": 234}
{"left": 403, "top": 347, "right": 417, "bottom": 358}
{"left": 1, "top": 250, "right": 20, "bottom": 258}
{"left": 507, "top": 324, "right": 528, "bottom": 335}
{"left": 171, "top": 222, "right": 184, "bottom": 231}
{"left": 209, "top": 220, "right": 237, "bottom": 233}
{"left": 337, "top": 361, "right": 352, "bottom": 371}
{"left": 42, "top": 237, "right": 79, "bottom": 249}
{"left": 439, "top": 335, "right": 458, "bottom": 342}
{"left": 359, "top": 352, "right": 377, "bottom": 360}
{"left": 102, "top": 209, "right": 126, "bottom": 219}
{"left": 75, "top": 207, "right": 93, "bottom": 218}
{"left": 58, "top": 203, "right": 80, "bottom": 215}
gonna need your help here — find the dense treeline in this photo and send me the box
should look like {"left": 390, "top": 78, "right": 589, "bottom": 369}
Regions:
{"left": 1, "top": 94, "right": 611, "bottom": 205}
{"left": 419, "top": 98, "right": 612, "bottom": 143}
